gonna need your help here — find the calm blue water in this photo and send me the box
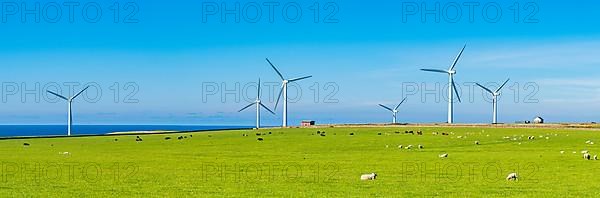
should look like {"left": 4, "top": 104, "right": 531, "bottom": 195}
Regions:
{"left": 0, "top": 125, "right": 253, "bottom": 138}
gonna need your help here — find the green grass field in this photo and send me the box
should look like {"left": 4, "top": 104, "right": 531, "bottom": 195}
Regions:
{"left": 1, "top": 126, "right": 600, "bottom": 197}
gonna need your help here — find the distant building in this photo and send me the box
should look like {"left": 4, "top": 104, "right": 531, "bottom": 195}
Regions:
{"left": 533, "top": 116, "right": 544, "bottom": 124}
{"left": 301, "top": 120, "right": 315, "bottom": 127}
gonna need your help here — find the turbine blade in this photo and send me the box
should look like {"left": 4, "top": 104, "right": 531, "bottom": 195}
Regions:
{"left": 46, "top": 90, "right": 68, "bottom": 101}
{"left": 71, "top": 86, "right": 90, "bottom": 100}
{"left": 266, "top": 58, "right": 285, "bottom": 80}
{"left": 260, "top": 103, "right": 276, "bottom": 115}
{"left": 289, "top": 76, "right": 312, "bottom": 82}
{"left": 449, "top": 44, "right": 466, "bottom": 71}
{"left": 274, "top": 85, "right": 284, "bottom": 111}
{"left": 238, "top": 103, "right": 255, "bottom": 112}
{"left": 452, "top": 80, "right": 461, "bottom": 103}
{"left": 475, "top": 83, "right": 494, "bottom": 94}
{"left": 395, "top": 97, "right": 407, "bottom": 110}
{"left": 420, "top": 69, "right": 448, "bottom": 73}
{"left": 495, "top": 78, "right": 510, "bottom": 93}
{"left": 379, "top": 104, "right": 393, "bottom": 112}
{"left": 257, "top": 78, "right": 261, "bottom": 99}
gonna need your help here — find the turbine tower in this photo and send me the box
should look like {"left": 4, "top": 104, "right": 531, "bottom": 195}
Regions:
{"left": 47, "top": 86, "right": 90, "bottom": 136}
{"left": 266, "top": 58, "right": 312, "bottom": 127}
{"left": 379, "top": 97, "right": 407, "bottom": 124}
{"left": 476, "top": 79, "right": 510, "bottom": 124}
{"left": 239, "top": 79, "right": 275, "bottom": 129}
{"left": 421, "top": 44, "right": 466, "bottom": 124}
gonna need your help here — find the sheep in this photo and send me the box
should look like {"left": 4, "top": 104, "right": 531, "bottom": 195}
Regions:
{"left": 165, "top": 137, "right": 171, "bottom": 140}
{"left": 506, "top": 173, "right": 518, "bottom": 181}
{"left": 475, "top": 141, "right": 480, "bottom": 145}
{"left": 417, "top": 131, "right": 423, "bottom": 135}
{"left": 114, "top": 139, "right": 118, "bottom": 142}
{"left": 406, "top": 145, "right": 413, "bottom": 149}
{"left": 268, "top": 132, "right": 272, "bottom": 135}
{"left": 560, "top": 151, "right": 565, "bottom": 154}
{"left": 594, "top": 155, "right": 598, "bottom": 160}
{"left": 581, "top": 150, "right": 589, "bottom": 154}
{"left": 178, "top": 136, "right": 184, "bottom": 140}
{"left": 439, "top": 153, "right": 448, "bottom": 158}
{"left": 377, "top": 133, "right": 382, "bottom": 136}
{"left": 360, "top": 173, "right": 377, "bottom": 181}
{"left": 317, "top": 131, "right": 321, "bottom": 134}
{"left": 23, "top": 143, "right": 30, "bottom": 147}
{"left": 398, "top": 145, "right": 403, "bottom": 149}
{"left": 320, "top": 133, "right": 326, "bottom": 137}
{"left": 418, "top": 145, "right": 424, "bottom": 149}
{"left": 59, "top": 152, "right": 71, "bottom": 155}
{"left": 584, "top": 153, "right": 591, "bottom": 160}
{"left": 257, "top": 138, "right": 264, "bottom": 141}
{"left": 349, "top": 133, "right": 355, "bottom": 136}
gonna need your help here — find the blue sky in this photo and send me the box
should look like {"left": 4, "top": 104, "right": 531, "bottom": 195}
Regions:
{"left": 1, "top": 0, "right": 599, "bottom": 125}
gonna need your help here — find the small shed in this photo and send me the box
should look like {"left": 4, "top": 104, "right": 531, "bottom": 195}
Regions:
{"left": 533, "top": 116, "right": 544, "bottom": 124}
{"left": 301, "top": 120, "right": 315, "bottom": 127}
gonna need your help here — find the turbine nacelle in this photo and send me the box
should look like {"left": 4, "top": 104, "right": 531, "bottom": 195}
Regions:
{"left": 448, "top": 70, "right": 456, "bottom": 74}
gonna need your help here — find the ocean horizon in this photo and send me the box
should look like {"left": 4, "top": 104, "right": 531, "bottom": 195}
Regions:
{"left": 0, "top": 125, "right": 255, "bottom": 138}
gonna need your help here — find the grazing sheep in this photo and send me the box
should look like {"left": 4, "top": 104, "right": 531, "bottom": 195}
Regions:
{"left": 594, "top": 155, "right": 598, "bottom": 160}
{"left": 439, "top": 153, "right": 448, "bottom": 158}
{"left": 582, "top": 150, "right": 589, "bottom": 154}
{"left": 59, "top": 152, "right": 71, "bottom": 155}
{"left": 584, "top": 153, "right": 591, "bottom": 160}
{"left": 256, "top": 133, "right": 261, "bottom": 136}
{"left": 377, "top": 133, "right": 382, "bottom": 136}
{"left": 398, "top": 145, "right": 403, "bottom": 149}
{"left": 418, "top": 145, "right": 424, "bottom": 149}
{"left": 165, "top": 137, "right": 171, "bottom": 140}
{"left": 406, "top": 145, "right": 413, "bottom": 149}
{"left": 349, "top": 133, "right": 355, "bottom": 136}
{"left": 442, "top": 133, "right": 449, "bottom": 136}
{"left": 432, "top": 132, "right": 439, "bottom": 135}
{"left": 317, "top": 131, "right": 321, "bottom": 134}
{"left": 475, "top": 141, "right": 480, "bottom": 145}
{"left": 190, "top": 135, "right": 193, "bottom": 137}
{"left": 360, "top": 173, "right": 377, "bottom": 181}
{"left": 178, "top": 136, "right": 183, "bottom": 140}
{"left": 506, "top": 173, "right": 518, "bottom": 181}
{"left": 560, "top": 151, "right": 565, "bottom": 154}
{"left": 257, "top": 138, "right": 264, "bottom": 141}
{"left": 395, "top": 131, "right": 400, "bottom": 134}
{"left": 114, "top": 139, "right": 118, "bottom": 142}
{"left": 417, "top": 131, "right": 423, "bottom": 135}
{"left": 268, "top": 132, "right": 272, "bottom": 134}
{"left": 320, "top": 133, "right": 326, "bottom": 137}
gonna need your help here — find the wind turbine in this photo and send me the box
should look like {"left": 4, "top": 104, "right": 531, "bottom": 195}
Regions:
{"left": 379, "top": 97, "right": 407, "bottom": 124}
{"left": 476, "top": 79, "right": 510, "bottom": 124}
{"left": 47, "top": 86, "right": 90, "bottom": 136}
{"left": 421, "top": 44, "right": 466, "bottom": 124}
{"left": 266, "top": 58, "right": 312, "bottom": 127}
{"left": 238, "top": 79, "right": 275, "bottom": 129}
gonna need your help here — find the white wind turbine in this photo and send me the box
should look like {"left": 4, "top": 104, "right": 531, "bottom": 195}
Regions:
{"left": 266, "top": 58, "right": 312, "bottom": 127}
{"left": 238, "top": 79, "right": 275, "bottom": 129}
{"left": 47, "top": 86, "right": 90, "bottom": 136}
{"left": 421, "top": 44, "right": 466, "bottom": 124}
{"left": 379, "top": 97, "right": 407, "bottom": 124}
{"left": 476, "top": 79, "right": 510, "bottom": 124}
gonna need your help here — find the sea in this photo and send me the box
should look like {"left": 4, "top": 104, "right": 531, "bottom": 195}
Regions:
{"left": 0, "top": 125, "right": 253, "bottom": 138}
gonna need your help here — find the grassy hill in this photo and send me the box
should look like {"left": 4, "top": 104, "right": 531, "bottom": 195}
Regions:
{"left": 1, "top": 126, "right": 600, "bottom": 197}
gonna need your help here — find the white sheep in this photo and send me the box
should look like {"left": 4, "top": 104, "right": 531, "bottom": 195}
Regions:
{"left": 439, "top": 153, "right": 448, "bottom": 158}
{"left": 360, "top": 173, "right": 377, "bottom": 181}
{"left": 406, "top": 145, "right": 413, "bottom": 149}
{"left": 418, "top": 145, "right": 424, "bottom": 149}
{"left": 594, "top": 155, "right": 598, "bottom": 160}
{"left": 584, "top": 153, "right": 591, "bottom": 160}
{"left": 398, "top": 145, "right": 403, "bottom": 149}
{"left": 475, "top": 141, "right": 480, "bottom": 145}
{"left": 581, "top": 150, "right": 589, "bottom": 154}
{"left": 560, "top": 151, "right": 565, "bottom": 154}
{"left": 506, "top": 173, "right": 518, "bottom": 181}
